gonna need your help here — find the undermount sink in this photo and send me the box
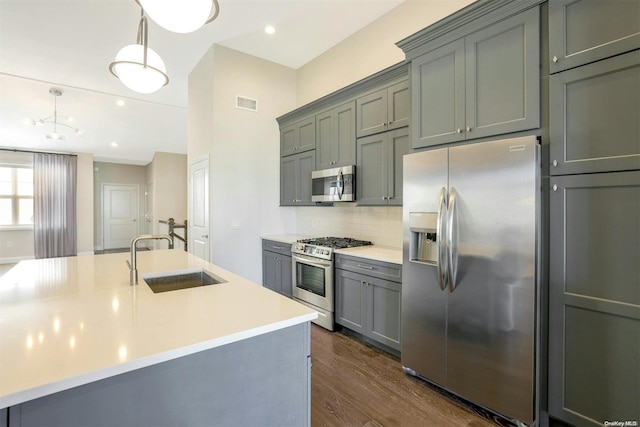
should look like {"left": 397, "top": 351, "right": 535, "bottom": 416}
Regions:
{"left": 142, "top": 268, "right": 227, "bottom": 293}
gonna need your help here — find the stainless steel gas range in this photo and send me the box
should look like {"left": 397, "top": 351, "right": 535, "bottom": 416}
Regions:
{"left": 292, "top": 237, "right": 372, "bottom": 330}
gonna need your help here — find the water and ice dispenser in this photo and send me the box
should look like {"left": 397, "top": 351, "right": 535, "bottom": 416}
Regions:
{"left": 409, "top": 212, "right": 439, "bottom": 265}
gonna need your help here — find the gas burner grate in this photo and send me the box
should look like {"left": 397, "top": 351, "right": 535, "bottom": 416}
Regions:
{"left": 297, "top": 237, "right": 373, "bottom": 249}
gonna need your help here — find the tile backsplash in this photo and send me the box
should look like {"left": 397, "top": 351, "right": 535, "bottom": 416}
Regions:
{"left": 296, "top": 205, "right": 402, "bottom": 248}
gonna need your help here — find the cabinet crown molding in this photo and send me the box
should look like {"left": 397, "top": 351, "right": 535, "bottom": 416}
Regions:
{"left": 397, "top": 0, "right": 544, "bottom": 60}
{"left": 276, "top": 62, "right": 408, "bottom": 127}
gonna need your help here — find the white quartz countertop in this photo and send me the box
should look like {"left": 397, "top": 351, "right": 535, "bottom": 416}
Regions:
{"left": 334, "top": 245, "right": 403, "bottom": 265}
{"left": 0, "top": 250, "right": 316, "bottom": 409}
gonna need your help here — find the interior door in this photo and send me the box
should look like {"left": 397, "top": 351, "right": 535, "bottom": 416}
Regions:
{"left": 189, "top": 157, "right": 209, "bottom": 261}
{"left": 103, "top": 184, "right": 138, "bottom": 250}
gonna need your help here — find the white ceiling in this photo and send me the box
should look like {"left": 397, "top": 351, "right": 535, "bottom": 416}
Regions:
{"left": 0, "top": 0, "right": 406, "bottom": 165}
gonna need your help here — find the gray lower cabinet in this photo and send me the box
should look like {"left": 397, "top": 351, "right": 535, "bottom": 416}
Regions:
{"left": 548, "top": 171, "right": 640, "bottom": 426}
{"left": 280, "top": 151, "right": 315, "bottom": 206}
{"left": 411, "top": 7, "right": 540, "bottom": 149}
{"left": 550, "top": 50, "right": 640, "bottom": 175}
{"left": 316, "top": 101, "right": 356, "bottom": 170}
{"left": 356, "top": 127, "right": 410, "bottom": 206}
{"left": 262, "top": 240, "right": 293, "bottom": 298}
{"left": 281, "top": 116, "right": 316, "bottom": 157}
{"left": 335, "top": 256, "right": 402, "bottom": 351}
{"left": 356, "top": 80, "right": 409, "bottom": 138}
{"left": 549, "top": 0, "right": 640, "bottom": 74}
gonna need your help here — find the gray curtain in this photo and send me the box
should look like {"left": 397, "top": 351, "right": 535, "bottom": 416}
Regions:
{"left": 33, "top": 153, "right": 77, "bottom": 259}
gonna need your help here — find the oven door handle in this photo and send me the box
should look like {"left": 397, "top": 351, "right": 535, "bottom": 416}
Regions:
{"left": 292, "top": 253, "right": 332, "bottom": 268}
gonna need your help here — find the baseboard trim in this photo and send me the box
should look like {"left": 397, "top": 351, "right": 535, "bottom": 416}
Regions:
{"left": 0, "top": 255, "right": 35, "bottom": 265}
{"left": 77, "top": 251, "right": 95, "bottom": 256}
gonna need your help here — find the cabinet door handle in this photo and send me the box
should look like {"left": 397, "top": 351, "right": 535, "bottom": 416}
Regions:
{"left": 552, "top": 55, "right": 558, "bottom": 63}
{"left": 466, "top": 126, "right": 471, "bottom": 132}
{"left": 456, "top": 128, "right": 462, "bottom": 134}
{"left": 272, "top": 246, "right": 284, "bottom": 250}
{"left": 388, "top": 120, "right": 394, "bottom": 125}
{"left": 357, "top": 264, "right": 374, "bottom": 270}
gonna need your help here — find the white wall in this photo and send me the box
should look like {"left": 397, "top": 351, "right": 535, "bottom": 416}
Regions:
{"left": 188, "top": 45, "right": 297, "bottom": 283}
{"left": 149, "top": 152, "right": 187, "bottom": 250}
{"left": 296, "top": 0, "right": 475, "bottom": 105}
{"left": 76, "top": 153, "right": 94, "bottom": 255}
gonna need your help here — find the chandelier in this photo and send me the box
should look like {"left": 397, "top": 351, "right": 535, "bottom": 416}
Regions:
{"left": 29, "top": 88, "right": 83, "bottom": 141}
{"left": 110, "top": 8, "right": 169, "bottom": 94}
{"left": 135, "top": 0, "right": 220, "bottom": 33}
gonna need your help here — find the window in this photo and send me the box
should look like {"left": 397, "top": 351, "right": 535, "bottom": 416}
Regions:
{"left": 0, "top": 165, "right": 33, "bottom": 226}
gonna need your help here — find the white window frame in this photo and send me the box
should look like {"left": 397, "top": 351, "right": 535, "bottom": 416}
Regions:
{"left": 0, "top": 164, "right": 34, "bottom": 230}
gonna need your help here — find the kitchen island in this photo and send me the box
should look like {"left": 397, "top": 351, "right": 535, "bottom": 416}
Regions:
{"left": 0, "top": 250, "right": 317, "bottom": 427}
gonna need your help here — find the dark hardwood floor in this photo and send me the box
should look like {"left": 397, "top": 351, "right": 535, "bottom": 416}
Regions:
{"left": 310, "top": 325, "right": 502, "bottom": 427}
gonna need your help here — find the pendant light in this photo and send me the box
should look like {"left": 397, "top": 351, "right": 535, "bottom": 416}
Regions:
{"left": 136, "top": 0, "right": 220, "bottom": 34}
{"left": 29, "top": 88, "right": 83, "bottom": 140}
{"left": 109, "top": 9, "right": 169, "bottom": 94}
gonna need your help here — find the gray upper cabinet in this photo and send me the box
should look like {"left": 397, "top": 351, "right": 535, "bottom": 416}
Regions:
{"left": 412, "top": 7, "right": 540, "bottom": 149}
{"left": 550, "top": 50, "right": 640, "bottom": 175}
{"left": 280, "top": 150, "right": 315, "bottom": 206}
{"left": 316, "top": 101, "right": 356, "bottom": 170}
{"left": 412, "top": 39, "right": 466, "bottom": 147}
{"left": 356, "top": 80, "right": 410, "bottom": 138}
{"left": 548, "top": 171, "right": 640, "bottom": 426}
{"left": 356, "top": 127, "right": 410, "bottom": 206}
{"left": 549, "top": 0, "right": 640, "bottom": 74}
{"left": 281, "top": 116, "right": 316, "bottom": 157}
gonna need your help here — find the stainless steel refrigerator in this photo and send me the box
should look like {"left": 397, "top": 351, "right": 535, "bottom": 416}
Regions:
{"left": 402, "top": 135, "right": 539, "bottom": 426}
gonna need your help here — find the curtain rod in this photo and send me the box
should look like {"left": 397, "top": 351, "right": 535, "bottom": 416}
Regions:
{"left": 0, "top": 147, "right": 77, "bottom": 157}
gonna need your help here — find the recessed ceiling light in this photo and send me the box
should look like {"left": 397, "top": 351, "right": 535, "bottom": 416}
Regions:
{"left": 110, "top": 142, "right": 118, "bottom": 147}
{"left": 265, "top": 25, "right": 276, "bottom": 35}
{"left": 116, "top": 99, "right": 126, "bottom": 107}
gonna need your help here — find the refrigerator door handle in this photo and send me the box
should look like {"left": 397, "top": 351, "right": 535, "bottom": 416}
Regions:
{"left": 436, "top": 187, "right": 448, "bottom": 291}
{"left": 447, "top": 187, "right": 459, "bottom": 293}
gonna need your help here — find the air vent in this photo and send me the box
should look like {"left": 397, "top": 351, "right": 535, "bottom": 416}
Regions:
{"left": 236, "top": 95, "right": 258, "bottom": 112}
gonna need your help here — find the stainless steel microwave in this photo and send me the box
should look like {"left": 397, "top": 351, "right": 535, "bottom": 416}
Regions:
{"left": 311, "top": 165, "right": 355, "bottom": 202}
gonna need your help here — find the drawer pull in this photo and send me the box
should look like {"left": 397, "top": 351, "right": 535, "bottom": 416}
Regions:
{"left": 271, "top": 246, "right": 284, "bottom": 250}
{"left": 357, "top": 264, "right": 374, "bottom": 270}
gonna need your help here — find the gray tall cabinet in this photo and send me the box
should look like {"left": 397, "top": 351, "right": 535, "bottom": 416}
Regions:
{"left": 547, "top": 1, "right": 640, "bottom": 426}
{"left": 398, "top": 0, "right": 640, "bottom": 426}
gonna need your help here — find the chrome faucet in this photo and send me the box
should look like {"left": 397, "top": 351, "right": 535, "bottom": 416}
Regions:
{"left": 126, "top": 234, "right": 174, "bottom": 285}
